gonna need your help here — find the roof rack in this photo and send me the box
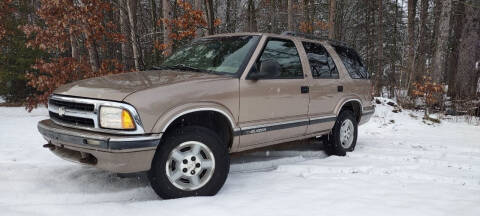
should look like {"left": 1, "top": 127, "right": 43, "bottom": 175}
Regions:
{"left": 280, "top": 31, "right": 349, "bottom": 47}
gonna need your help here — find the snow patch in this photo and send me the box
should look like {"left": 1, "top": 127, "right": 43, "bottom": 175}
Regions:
{"left": 1, "top": 104, "right": 480, "bottom": 216}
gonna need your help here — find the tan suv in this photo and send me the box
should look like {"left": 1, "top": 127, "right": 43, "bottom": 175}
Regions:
{"left": 38, "top": 32, "right": 374, "bottom": 199}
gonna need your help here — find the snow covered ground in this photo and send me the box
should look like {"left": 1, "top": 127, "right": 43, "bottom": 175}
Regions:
{"left": 1, "top": 103, "right": 480, "bottom": 216}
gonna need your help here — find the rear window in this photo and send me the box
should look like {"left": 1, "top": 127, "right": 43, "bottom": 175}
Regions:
{"left": 333, "top": 45, "right": 369, "bottom": 79}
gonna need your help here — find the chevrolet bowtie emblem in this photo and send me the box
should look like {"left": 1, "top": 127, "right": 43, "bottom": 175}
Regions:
{"left": 58, "top": 106, "right": 66, "bottom": 117}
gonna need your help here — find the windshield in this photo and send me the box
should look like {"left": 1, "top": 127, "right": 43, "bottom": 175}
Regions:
{"left": 160, "top": 36, "right": 260, "bottom": 75}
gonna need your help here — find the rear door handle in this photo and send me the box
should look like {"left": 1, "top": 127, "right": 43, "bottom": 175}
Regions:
{"left": 337, "top": 86, "right": 343, "bottom": 92}
{"left": 301, "top": 86, "right": 309, "bottom": 94}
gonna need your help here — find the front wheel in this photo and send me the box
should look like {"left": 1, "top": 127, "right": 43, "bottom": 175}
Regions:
{"left": 148, "top": 126, "right": 229, "bottom": 199}
{"left": 324, "top": 110, "right": 358, "bottom": 156}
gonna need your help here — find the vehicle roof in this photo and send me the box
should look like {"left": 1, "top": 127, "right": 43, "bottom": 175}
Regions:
{"left": 203, "top": 32, "right": 350, "bottom": 49}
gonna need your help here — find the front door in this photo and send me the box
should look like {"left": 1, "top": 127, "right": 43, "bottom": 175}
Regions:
{"left": 238, "top": 38, "right": 310, "bottom": 148}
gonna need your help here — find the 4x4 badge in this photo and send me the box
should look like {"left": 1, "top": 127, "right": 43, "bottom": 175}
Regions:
{"left": 58, "top": 106, "right": 66, "bottom": 117}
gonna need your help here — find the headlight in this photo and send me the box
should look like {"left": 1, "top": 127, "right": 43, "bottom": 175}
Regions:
{"left": 99, "top": 106, "right": 135, "bottom": 130}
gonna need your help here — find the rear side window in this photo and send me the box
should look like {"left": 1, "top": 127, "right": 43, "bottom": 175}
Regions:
{"left": 302, "top": 42, "right": 339, "bottom": 79}
{"left": 333, "top": 45, "right": 369, "bottom": 79}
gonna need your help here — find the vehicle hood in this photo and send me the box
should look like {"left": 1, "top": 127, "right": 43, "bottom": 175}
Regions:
{"left": 54, "top": 70, "right": 230, "bottom": 101}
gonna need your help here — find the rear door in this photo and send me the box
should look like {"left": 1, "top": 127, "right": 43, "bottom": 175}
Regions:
{"left": 302, "top": 41, "right": 343, "bottom": 134}
{"left": 238, "top": 37, "right": 310, "bottom": 148}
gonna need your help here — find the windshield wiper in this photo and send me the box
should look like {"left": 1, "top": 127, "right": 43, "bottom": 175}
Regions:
{"left": 153, "top": 64, "right": 216, "bottom": 74}
{"left": 170, "top": 64, "right": 205, "bottom": 72}
{"left": 151, "top": 65, "right": 166, "bottom": 70}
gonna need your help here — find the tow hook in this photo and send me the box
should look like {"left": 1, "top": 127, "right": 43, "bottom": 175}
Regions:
{"left": 42, "top": 143, "right": 55, "bottom": 150}
{"left": 79, "top": 152, "right": 97, "bottom": 165}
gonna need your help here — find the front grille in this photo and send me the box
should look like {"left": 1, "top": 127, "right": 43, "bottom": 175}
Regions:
{"left": 49, "top": 99, "right": 94, "bottom": 112}
{"left": 49, "top": 111, "right": 95, "bottom": 128}
{"left": 47, "top": 95, "right": 144, "bottom": 134}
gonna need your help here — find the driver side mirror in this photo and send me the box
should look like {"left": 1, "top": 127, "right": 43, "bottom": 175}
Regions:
{"left": 248, "top": 59, "right": 281, "bottom": 80}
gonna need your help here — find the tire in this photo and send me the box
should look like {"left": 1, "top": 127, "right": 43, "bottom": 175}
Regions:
{"left": 148, "top": 126, "right": 230, "bottom": 199}
{"left": 324, "top": 110, "right": 358, "bottom": 156}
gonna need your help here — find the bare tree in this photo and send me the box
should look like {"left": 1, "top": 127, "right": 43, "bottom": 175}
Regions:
{"left": 226, "top": 0, "right": 232, "bottom": 32}
{"left": 119, "top": 0, "right": 132, "bottom": 70}
{"left": 406, "top": 0, "right": 417, "bottom": 91}
{"left": 83, "top": 31, "right": 100, "bottom": 72}
{"left": 455, "top": 1, "right": 480, "bottom": 98}
{"left": 246, "top": 0, "right": 257, "bottom": 32}
{"left": 69, "top": 28, "right": 78, "bottom": 60}
{"left": 328, "top": 0, "right": 336, "bottom": 39}
{"left": 432, "top": 0, "right": 449, "bottom": 84}
{"left": 414, "top": 0, "right": 429, "bottom": 83}
{"left": 205, "top": 0, "right": 215, "bottom": 35}
{"left": 127, "top": 0, "right": 142, "bottom": 71}
{"left": 193, "top": 0, "right": 203, "bottom": 37}
{"left": 447, "top": 0, "right": 466, "bottom": 97}
{"left": 376, "top": 0, "right": 384, "bottom": 95}
{"left": 151, "top": 0, "right": 159, "bottom": 65}
{"left": 364, "top": 0, "right": 375, "bottom": 78}
{"left": 287, "top": 0, "right": 294, "bottom": 32}
{"left": 162, "top": 0, "right": 172, "bottom": 55}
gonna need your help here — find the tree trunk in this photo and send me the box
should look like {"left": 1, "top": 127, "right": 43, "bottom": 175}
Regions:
{"left": 151, "top": 0, "right": 159, "bottom": 65}
{"left": 365, "top": 0, "right": 377, "bottom": 79}
{"left": 455, "top": 1, "right": 479, "bottom": 99}
{"left": 230, "top": 0, "right": 237, "bottom": 32}
{"left": 302, "top": 0, "right": 313, "bottom": 34}
{"left": 246, "top": 0, "right": 257, "bottom": 32}
{"left": 162, "top": 0, "right": 172, "bottom": 55}
{"left": 364, "top": 0, "right": 372, "bottom": 82}
{"left": 376, "top": 0, "right": 384, "bottom": 95}
{"left": 334, "top": 1, "right": 345, "bottom": 41}
{"left": 226, "top": 0, "right": 231, "bottom": 32}
{"left": 407, "top": 0, "right": 417, "bottom": 92}
{"left": 446, "top": 0, "right": 466, "bottom": 97}
{"left": 432, "top": 0, "right": 451, "bottom": 84}
{"left": 119, "top": 0, "right": 132, "bottom": 70}
{"left": 328, "top": 0, "right": 336, "bottom": 39}
{"left": 205, "top": 0, "right": 215, "bottom": 35}
{"left": 390, "top": 0, "right": 399, "bottom": 96}
{"left": 85, "top": 34, "right": 100, "bottom": 72}
{"left": 127, "top": 0, "right": 142, "bottom": 71}
{"left": 287, "top": 0, "right": 294, "bottom": 32}
{"left": 414, "top": 0, "right": 429, "bottom": 83}
{"left": 69, "top": 28, "right": 79, "bottom": 60}
{"left": 194, "top": 0, "right": 203, "bottom": 37}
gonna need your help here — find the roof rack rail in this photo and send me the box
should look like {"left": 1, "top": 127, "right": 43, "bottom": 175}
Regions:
{"left": 280, "top": 31, "right": 349, "bottom": 47}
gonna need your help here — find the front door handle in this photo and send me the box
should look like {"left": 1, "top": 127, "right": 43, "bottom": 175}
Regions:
{"left": 301, "top": 86, "right": 309, "bottom": 94}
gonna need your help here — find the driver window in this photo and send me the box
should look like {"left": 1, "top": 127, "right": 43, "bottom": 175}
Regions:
{"left": 256, "top": 39, "right": 303, "bottom": 79}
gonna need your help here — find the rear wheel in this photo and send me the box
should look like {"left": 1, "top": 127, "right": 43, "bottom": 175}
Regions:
{"left": 148, "top": 126, "right": 229, "bottom": 199}
{"left": 324, "top": 110, "right": 358, "bottom": 156}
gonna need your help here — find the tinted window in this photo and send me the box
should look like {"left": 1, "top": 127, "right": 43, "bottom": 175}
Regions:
{"left": 256, "top": 39, "right": 303, "bottom": 79}
{"left": 302, "top": 42, "right": 339, "bottom": 79}
{"left": 333, "top": 45, "right": 369, "bottom": 79}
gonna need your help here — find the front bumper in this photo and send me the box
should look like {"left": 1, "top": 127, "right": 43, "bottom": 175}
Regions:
{"left": 38, "top": 119, "right": 161, "bottom": 173}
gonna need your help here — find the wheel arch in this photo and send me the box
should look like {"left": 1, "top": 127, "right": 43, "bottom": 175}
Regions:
{"left": 335, "top": 98, "right": 363, "bottom": 122}
{"left": 152, "top": 103, "right": 238, "bottom": 150}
